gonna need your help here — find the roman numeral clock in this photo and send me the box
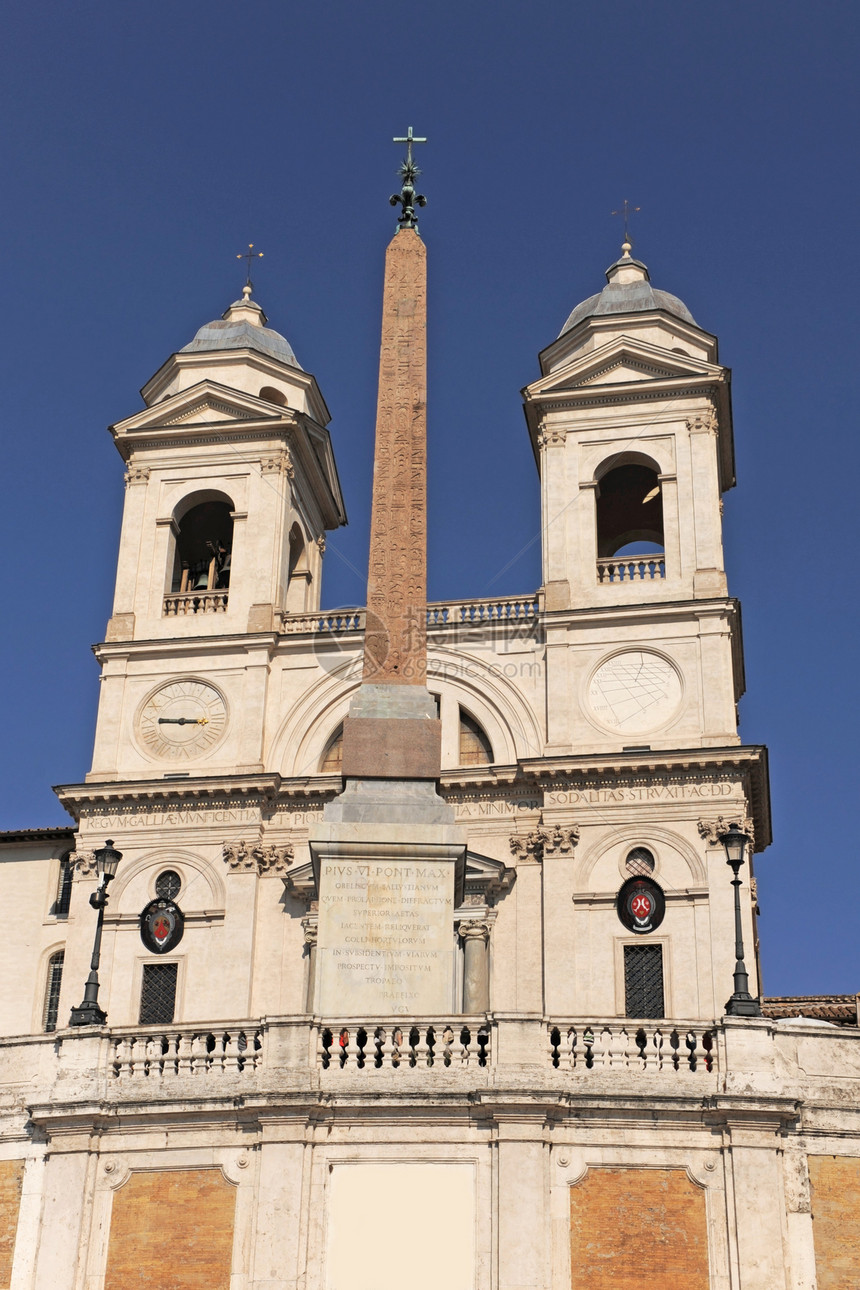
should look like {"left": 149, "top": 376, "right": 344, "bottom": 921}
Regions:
{"left": 136, "top": 680, "right": 228, "bottom": 762}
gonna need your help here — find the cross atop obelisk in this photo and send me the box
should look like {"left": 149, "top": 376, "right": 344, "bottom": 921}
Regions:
{"left": 339, "top": 129, "right": 441, "bottom": 783}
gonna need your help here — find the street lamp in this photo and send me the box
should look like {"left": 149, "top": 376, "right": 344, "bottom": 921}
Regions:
{"left": 68, "top": 839, "right": 123, "bottom": 1027}
{"left": 721, "top": 826, "right": 761, "bottom": 1017}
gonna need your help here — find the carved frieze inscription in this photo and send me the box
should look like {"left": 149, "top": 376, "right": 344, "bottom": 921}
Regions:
{"left": 316, "top": 857, "right": 455, "bottom": 1016}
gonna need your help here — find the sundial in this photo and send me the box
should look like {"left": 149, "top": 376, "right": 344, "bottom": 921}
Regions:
{"left": 587, "top": 651, "right": 682, "bottom": 734}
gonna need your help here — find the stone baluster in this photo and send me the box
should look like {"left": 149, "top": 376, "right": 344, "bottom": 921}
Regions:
{"left": 191, "top": 1032, "right": 208, "bottom": 1073}
{"left": 223, "top": 1032, "right": 241, "bottom": 1072}
{"left": 177, "top": 1031, "right": 193, "bottom": 1075}
{"left": 461, "top": 921, "right": 491, "bottom": 1013}
{"left": 610, "top": 1027, "right": 629, "bottom": 1068}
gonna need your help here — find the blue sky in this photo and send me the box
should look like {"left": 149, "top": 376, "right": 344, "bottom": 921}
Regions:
{"left": 1, "top": 2, "right": 858, "bottom": 995}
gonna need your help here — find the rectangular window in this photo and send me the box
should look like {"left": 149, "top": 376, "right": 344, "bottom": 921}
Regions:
{"left": 623, "top": 944, "right": 664, "bottom": 1018}
{"left": 43, "top": 951, "right": 65, "bottom": 1032}
{"left": 139, "top": 963, "right": 178, "bottom": 1026}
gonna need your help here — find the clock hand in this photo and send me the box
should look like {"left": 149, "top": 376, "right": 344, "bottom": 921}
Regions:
{"left": 157, "top": 717, "right": 209, "bottom": 726}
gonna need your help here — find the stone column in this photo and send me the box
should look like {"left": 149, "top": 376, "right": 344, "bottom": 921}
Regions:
{"left": 303, "top": 922, "right": 317, "bottom": 1013}
{"left": 461, "top": 921, "right": 490, "bottom": 1013}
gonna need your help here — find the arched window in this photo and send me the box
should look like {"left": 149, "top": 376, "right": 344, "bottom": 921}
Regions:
{"left": 53, "top": 852, "right": 74, "bottom": 918}
{"left": 320, "top": 725, "right": 343, "bottom": 773}
{"left": 596, "top": 462, "right": 664, "bottom": 557}
{"left": 286, "top": 523, "right": 311, "bottom": 613}
{"left": 43, "top": 950, "right": 64, "bottom": 1032}
{"left": 459, "top": 710, "right": 493, "bottom": 766}
{"left": 171, "top": 498, "right": 234, "bottom": 594}
{"left": 259, "top": 385, "right": 287, "bottom": 406}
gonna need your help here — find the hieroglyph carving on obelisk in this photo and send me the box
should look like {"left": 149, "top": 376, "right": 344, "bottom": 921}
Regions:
{"left": 363, "top": 228, "right": 428, "bottom": 684}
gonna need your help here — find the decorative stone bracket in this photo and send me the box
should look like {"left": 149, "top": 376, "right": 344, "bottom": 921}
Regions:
{"left": 72, "top": 851, "right": 97, "bottom": 879}
{"left": 223, "top": 840, "right": 294, "bottom": 875}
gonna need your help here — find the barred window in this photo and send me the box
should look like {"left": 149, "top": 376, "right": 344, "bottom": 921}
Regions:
{"left": 139, "top": 963, "right": 178, "bottom": 1025}
{"left": 54, "top": 854, "right": 74, "bottom": 918}
{"left": 624, "top": 944, "right": 664, "bottom": 1018}
{"left": 625, "top": 847, "right": 655, "bottom": 876}
{"left": 43, "top": 951, "right": 65, "bottom": 1032}
{"left": 155, "top": 870, "right": 181, "bottom": 900}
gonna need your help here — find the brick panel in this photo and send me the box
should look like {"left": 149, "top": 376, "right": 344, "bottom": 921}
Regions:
{"left": 104, "top": 1169, "right": 235, "bottom": 1289}
{"left": 0, "top": 1160, "right": 24, "bottom": 1287}
{"left": 809, "top": 1155, "right": 860, "bottom": 1290}
{"left": 570, "top": 1166, "right": 709, "bottom": 1289}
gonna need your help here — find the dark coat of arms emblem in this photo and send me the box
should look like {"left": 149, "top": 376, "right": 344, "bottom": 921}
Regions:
{"left": 140, "top": 897, "right": 184, "bottom": 954}
{"left": 616, "top": 876, "right": 666, "bottom": 934}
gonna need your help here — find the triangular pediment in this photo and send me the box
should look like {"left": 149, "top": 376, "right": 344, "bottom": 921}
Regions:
{"left": 111, "top": 380, "right": 285, "bottom": 436}
{"left": 526, "top": 335, "right": 720, "bottom": 399}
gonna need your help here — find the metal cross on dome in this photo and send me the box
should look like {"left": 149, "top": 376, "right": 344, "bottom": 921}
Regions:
{"left": 390, "top": 127, "right": 427, "bottom": 231}
{"left": 237, "top": 243, "right": 264, "bottom": 292}
{"left": 611, "top": 199, "right": 641, "bottom": 248}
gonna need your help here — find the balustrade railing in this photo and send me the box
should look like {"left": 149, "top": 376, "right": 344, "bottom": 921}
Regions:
{"left": 163, "top": 591, "right": 229, "bottom": 616}
{"left": 548, "top": 1021, "right": 716, "bottom": 1074}
{"left": 317, "top": 1021, "right": 490, "bottom": 1071}
{"left": 110, "top": 1025, "right": 264, "bottom": 1078}
{"left": 597, "top": 555, "right": 665, "bottom": 584}
{"left": 280, "top": 595, "right": 540, "bottom": 636}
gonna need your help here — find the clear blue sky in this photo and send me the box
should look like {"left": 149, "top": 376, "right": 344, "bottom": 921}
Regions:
{"left": 1, "top": 2, "right": 858, "bottom": 996}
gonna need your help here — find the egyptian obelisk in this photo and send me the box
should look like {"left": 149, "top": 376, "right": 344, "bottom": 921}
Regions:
{"left": 310, "top": 130, "right": 466, "bottom": 1018}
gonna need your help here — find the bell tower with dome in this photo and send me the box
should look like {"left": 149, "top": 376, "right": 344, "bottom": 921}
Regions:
{"left": 523, "top": 238, "right": 741, "bottom": 757}
{"left": 89, "top": 286, "right": 346, "bottom": 782}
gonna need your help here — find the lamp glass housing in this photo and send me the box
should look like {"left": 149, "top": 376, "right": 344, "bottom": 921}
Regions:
{"left": 95, "top": 840, "right": 123, "bottom": 880}
{"left": 722, "top": 827, "right": 748, "bottom": 868}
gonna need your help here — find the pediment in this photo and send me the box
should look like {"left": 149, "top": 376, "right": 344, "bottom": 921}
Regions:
{"left": 528, "top": 336, "right": 719, "bottom": 399}
{"left": 112, "top": 381, "right": 284, "bottom": 436}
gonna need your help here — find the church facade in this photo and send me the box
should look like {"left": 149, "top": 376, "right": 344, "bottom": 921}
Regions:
{"left": 0, "top": 198, "right": 858, "bottom": 1290}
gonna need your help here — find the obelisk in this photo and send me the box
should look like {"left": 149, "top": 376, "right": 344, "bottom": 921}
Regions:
{"left": 310, "top": 130, "right": 466, "bottom": 1018}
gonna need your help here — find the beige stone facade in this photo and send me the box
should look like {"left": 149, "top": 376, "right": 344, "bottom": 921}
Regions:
{"left": 0, "top": 245, "right": 856, "bottom": 1289}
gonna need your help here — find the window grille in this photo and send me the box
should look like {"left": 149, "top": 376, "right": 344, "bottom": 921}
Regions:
{"left": 155, "top": 870, "right": 181, "bottom": 900}
{"left": 625, "top": 847, "right": 655, "bottom": 876}
{"left": 139, "top": 963, "right": 178, "bottom": 1025}
{"left": 54, "top": 854, "right": 74, "bottom": 917}
{"left": 43, "top": 951, "right": 65, "bottom": 1032}
{"left": 624, "top": 944, "right": 664, "bottom": 1018}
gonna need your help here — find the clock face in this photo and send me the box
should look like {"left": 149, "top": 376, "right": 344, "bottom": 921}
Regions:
{"left": 137, "top": 680, "right": 228, "bottom": 762}
{"left": 587, "top": 651, "right": 682, "bottom": 735}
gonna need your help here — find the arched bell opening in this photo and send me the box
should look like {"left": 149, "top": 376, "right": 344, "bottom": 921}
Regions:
{"left": 596, "top": 462, "right": 664, "bottom": 558}
{"left": 259, "top": 385, "right": 287, "bottom": 406}
{"left": 286, "top": 522, "right": 312, "bottom": 613}
{"left": 171, "top": 494, "right": 234, "bottom": 594}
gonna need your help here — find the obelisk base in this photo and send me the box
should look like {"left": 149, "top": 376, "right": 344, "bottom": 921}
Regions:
{"left": 341, "top": 684, "right": 441, "bottom": 781}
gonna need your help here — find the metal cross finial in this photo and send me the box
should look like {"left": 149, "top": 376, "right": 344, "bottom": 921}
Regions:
{"left": 390, "top": 127, "right": 428, "bottom": 232}
{"left": 611, "top": 200, "right": 641, "bottom": 249}
{"left": 237, "top": 243, "right": 264, "bottom": 293}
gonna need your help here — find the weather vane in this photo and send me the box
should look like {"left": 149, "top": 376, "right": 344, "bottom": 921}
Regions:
{"left": 237, "top": 243, "right": 264, "bottom": 294}
{"left": 390, "top": 127, "right": 427, "bottom": 231}
{"left": 611, "top": 200, "right": 641, "bottom": 250}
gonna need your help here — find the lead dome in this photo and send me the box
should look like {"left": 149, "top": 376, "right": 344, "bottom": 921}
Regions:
{"left": 182, "top": 289, "right": 302, "bottom": 370}
{"left": 560, "top": 243, "right": 697, "bottom": 335}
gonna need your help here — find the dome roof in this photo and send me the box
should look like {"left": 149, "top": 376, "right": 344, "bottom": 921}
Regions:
{"left": 181, "top": 290, "right": 302, "bottom": 370}
{"left": 559, "top": 246, "right": 697, "bottom": 336}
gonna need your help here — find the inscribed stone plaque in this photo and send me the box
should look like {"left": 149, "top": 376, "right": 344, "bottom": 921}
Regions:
{"left": 317, "top": 855, "right": 455, "bottom": 1015}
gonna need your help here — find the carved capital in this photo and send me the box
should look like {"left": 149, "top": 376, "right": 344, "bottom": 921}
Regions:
{"left": 222, "top": 840, "right": 255, "bottom": 872}
{"left": 697, "top": 816, "right": 755, "bottom": 849}
{"left": 253, "top": 842, "right": 294, "bottom": 875}
{"left": 543, "top": 824, "right": 580, "bottom": 856}
{"left": 536, "top": 423, "right": 567, "bottom": 449}
{"left": 73, "top": 851, "right": 97, "bottom": 879}
{"left": 510, "top": 829, "right": 549, "bottom": 863}
{"left": 124, "top": 464, "right": 150, "bottom": 486}
{"left": 686, "top": 412, "right": 718, "bottom": 436}
{"left": 316, "top": 535, "right": 326, "bottom": 556}
{"left": 302, "top": 921, "right": 318, "bottom": 947}
{"left": 460, "top": 921, "right": 490, "bottom": 944}
{"left": 260, "top": 450, "right": 295, "bottom": 479}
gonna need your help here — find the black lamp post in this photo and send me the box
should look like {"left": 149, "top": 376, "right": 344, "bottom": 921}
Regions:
{"left": 69, "top": 839, "right": 123, "bottom": 1028}
{"left": 722, "top": 826, "right": 761, "bottom": 1017}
